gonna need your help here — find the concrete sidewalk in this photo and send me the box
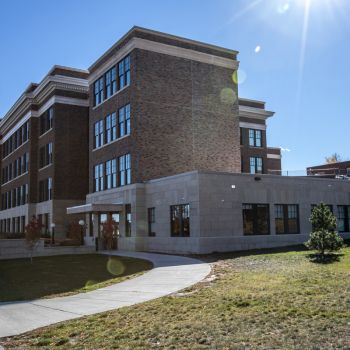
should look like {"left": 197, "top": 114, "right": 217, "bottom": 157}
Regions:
{"left": 0, "top": 251, "right": 210, "bottom": 337}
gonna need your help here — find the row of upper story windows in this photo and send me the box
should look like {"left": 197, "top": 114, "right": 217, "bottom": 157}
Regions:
{"left": 2, "top": 153, "right": 29, "bottom": 184}
{"left": 94, "top": 153, "right": 131, "bottom": 192}
{"left": 1, "top": 184, "right": 28, "bottom": 210}
{"left": 2, "top": 122, "right": 29, "bottom": 158}
{"left": 240, "top": 128, "right": 263, "bottom": 148}
{"left": 2, "top": 108, "right": 54, "bottom": 160}
{"left": 94, "top": 104, "right": 130, "bottom": 148}
{"left": 94, "top": 55, "right": 131, "bottom": 106}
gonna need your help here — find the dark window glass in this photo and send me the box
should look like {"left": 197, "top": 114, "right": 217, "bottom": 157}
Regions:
{"left": 125, "top": 204, "right": 132, "bottom": 237}
{"left": 170, "top": 204, "right": 190, "bottom": 237}
{"left": 94, "top": 77, "right": 104, "bottom": 106}
{"left": 337, "top": 205, "right": 350, "bottom": 232}
{"left": 243, "top": 204, "right": 270, "bottom": 235}
{"left": 118, "top": 55, "right": 131, "bottom": 89}
{"left": 94, "top": 163, "right": 104, "bottom": 192}
{"left": 105, "top": 67, "right": 117, "bottom": 98}
{"left": 94, "top": 120, "right": 104, "bottom": 148}
{"left": 40, "top": 108, "right": 53, "bottom": 135}
{"left": 275, "top": 204, "right": 300, "bottom": 234}
{"left": 148, "top": 207, "right": 156, "bottom": 236}
{"left": 39, "top": 178, "right": 52, "bottom": 202}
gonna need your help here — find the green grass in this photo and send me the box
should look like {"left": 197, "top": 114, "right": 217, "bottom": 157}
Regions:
{"left": 1, "top": 247, "right": 350, "bottom": 349}
{"left": 0, "top": 254, "right": 153, "bottom": 302}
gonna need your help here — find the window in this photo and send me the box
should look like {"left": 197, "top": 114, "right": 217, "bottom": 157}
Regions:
{"left": 39, "top": 143, "right": 53, "bottom": 168}
{"left": 22, "top": 184, "right": 28, "bottom": 205}
{"left": 94, "top": 120, "right": 104, "bottom": 148}
{"left": 243, "top": 204, "right": 270, "bottom": 235}
{"left": 94, "top": 77, "right": 104, "bottom": 106}
{"left": 39, "top": 178, "right": 52, "bottom": 202}
{"left": 105, "top": 159, "right": 117, "bottom": 189}
{"left": 105, "top": 113, "right": 117, "bottom": 143}
{"left": 119, "top": 154, "right": 131, "bottom": 186}
{"left": 148, "top": 208, "right": 156, "bottom": 236}
{"left": 22, "top": 152, "right": 29, "bottom": 173}
{"left": 94, "top": 163, "right": 104, "bottom": 192}
{"left": 40, "top": 108, "right": 53, "bottom": 135}
{"left": 118, "top": 55, "right": 131, "bottom": 89}
{"left": 105, "top": 67, "right": 117, "bottom": 98}
{"left": 240, "top": 127, "right": 243, "bottom": 145}
{"left": 337, "top": 206, "right": 350, "bottom": 232}
{"left": 275, "top": 204, "right": 300, "bottom": 234}
{"left": 119, "top": 104, "right": 131, "bottom": 138}
{"left": 21, "top": 216, "right": 26, "bottom": 233}
{"left": 250, "top": 157, "right": 263, "bottom": 174}
{"left": 170, "top": 204, "right": 190, "bottom": 237}
{"left": 125, "top": 204, "right": 132, "bottom": 237}
{"left": 248, "top": 129, "right": 262, "bottom": 147}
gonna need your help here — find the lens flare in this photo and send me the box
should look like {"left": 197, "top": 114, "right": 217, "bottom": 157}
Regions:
{"left": 220, "top": 88, "right": 237, "bottom": 105}
{"left": 107, "top": 257, "right": 125, "bottom": 276}
{"left": 232, "top": 69, "right": 247, "bottom": 85}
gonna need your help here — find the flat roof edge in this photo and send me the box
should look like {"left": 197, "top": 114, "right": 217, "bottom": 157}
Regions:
{"left": 89, "top": 26, "right": 239, "bottom": 71}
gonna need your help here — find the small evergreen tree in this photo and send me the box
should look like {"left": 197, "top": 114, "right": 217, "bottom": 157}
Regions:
{"left": 305, "top": 203, "right": 344, "bottom": 258}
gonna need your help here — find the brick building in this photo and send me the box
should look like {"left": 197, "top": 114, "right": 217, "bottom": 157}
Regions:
{"left": 0, "top": 66, "right": 89, "bottom": 236}
{"left": 1, "top": 27, "right": 349, "bottom": 253}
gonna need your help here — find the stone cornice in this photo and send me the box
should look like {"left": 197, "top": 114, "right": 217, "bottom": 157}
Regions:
{"left": 1, "top": 75, "right": 88, "bottom": 133}
{"left": 89, "top": 37, "right": 239, "bottom": 83}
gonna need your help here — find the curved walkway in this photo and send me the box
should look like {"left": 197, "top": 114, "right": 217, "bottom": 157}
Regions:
{"left": 0, "top": 251, "right": 210, "bottom": 337}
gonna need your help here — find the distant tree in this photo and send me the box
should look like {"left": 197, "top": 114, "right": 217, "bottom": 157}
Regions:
{"left": 325, "top": 153, "right": 342, "bottom": 164}
{"left": 101, "top": 217, "right": 118, "bottom": 250}
{"left": 305, "top": 203, "right": 344, "bottom": 259}
{"left": 25, "top": 216, "right": 43, "bottom": 263}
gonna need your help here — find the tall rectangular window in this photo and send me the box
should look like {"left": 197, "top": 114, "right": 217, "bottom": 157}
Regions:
{"left": 94, "top": 163, "right": 104, "bottom": 192}
{"left": 118, "top": 154, "right": 131, "bottom": 186}
{"left": 105, "top": 160, "right": 117, "bottom": 190}
{"left": 125, "top": 204, "right": 132, "bottom": 237}
{"left": 243, "top": 204, "right": 270, "bottom": 235}
{"left": 337, "top": 205, "right": 350, "bottom": 232}
{"left": 119, "top": 155, "right": 126, "bottom": 186}
{"left": 39, "top": 143, "right": 53, "bottom": 168}
{"left": 275, "top": 204, "right": 300, "bottom": 234}
{"left": 105, "top": 67, "right": 117, "bottom": 98}
{"left": 94, "top": 120, "right": 104, "bottom": 148}
{"left": 40, "top": 108, "right": 53, "bottom": 135}
{"left": 248, "top": 129, "right": 262, "bottom": 147}
{"left": 39, "top": 178, "right": 52, "bottom": 202}
{"left": 118, "top": 104, "right": 131, "bottom": 138}
{"left": 148, "top": 208, "right": 156, "bottom": 236}
{"left": 118, "top": 55, "right": 131, "bottom": 89}
{"left": 94, "top": 77, "right": 104, "bottom": 106}
{"left": 170, "top": 204, "right": 190, "bottom": 237}
{"left": 105, "top": 113, "right": 117, "bottom": 144}
{"left": 250, "top": 157, "right": 263, "bottom": 174}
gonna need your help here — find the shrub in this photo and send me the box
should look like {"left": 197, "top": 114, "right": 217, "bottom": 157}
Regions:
{"left": 305, "top": 203, "right": 344, "bottom": 257}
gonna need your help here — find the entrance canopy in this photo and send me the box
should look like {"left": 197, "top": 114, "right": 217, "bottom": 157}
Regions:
{"left": 67, "top": 203, "right": 124, "bottom": 215}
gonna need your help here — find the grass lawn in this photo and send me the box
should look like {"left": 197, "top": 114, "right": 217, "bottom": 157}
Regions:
{"left": 1, "top": 247, "right": 350, "bottom": 349}
{"left": 0, "top": 254, "right": 153, "bottom": 302}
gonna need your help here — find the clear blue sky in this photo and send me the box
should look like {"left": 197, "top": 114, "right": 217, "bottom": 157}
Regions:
{"left": 1, "top": 0, "right": 349, "bottom": 172}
